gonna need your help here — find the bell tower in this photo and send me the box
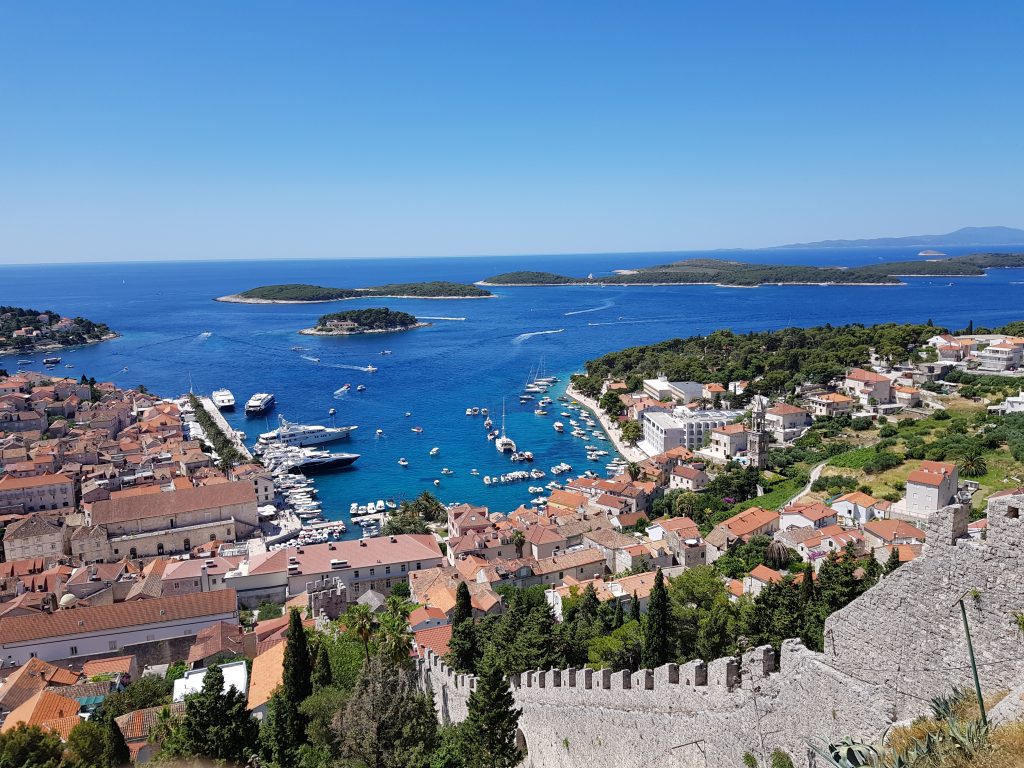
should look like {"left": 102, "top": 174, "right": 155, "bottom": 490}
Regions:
{"left": 748, "top": 397, "right": 770, "bottom": 469}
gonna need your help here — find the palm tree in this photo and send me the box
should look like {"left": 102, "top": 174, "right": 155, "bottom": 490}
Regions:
{"left": 510, "top": 529, "right": 526, "bottom": 558}
{"left": 345, "top": 604, "right": 377, "bottom": 661}
{"left": 956, "top": 447, "right": 988, "bottom": 478}
{"left": 376, "top": 611, "right": 414, "bottom": 666}
{"left": 626, "top": 462, "right": 641, "bottom": 481}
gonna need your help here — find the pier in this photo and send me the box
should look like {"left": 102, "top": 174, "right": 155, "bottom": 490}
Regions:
{"left": 198, "top": 395, "right": 253, "bottom": 461}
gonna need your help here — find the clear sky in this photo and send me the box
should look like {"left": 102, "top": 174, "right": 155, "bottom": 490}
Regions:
{"left": 1, "top": 2, "right": 1022, "bottom": 263}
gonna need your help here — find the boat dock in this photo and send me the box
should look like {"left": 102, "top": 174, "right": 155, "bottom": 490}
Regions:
{"left": 198, "top": 396, "right": 253, "bottom": 460}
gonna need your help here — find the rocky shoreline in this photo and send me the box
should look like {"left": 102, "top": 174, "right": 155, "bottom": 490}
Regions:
{"left": 0, "top": 331, "right": 119, "bottom": 357}
{"left": 216, "top": 293, "right": 497, "bottom": 304}
{"left": 298, "top": 322, "right": 432, "bottom": 336}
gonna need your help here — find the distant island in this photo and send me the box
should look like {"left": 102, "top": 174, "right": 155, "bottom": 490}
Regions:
{"left": 0, "top": 306, "right": 116, "bottom": 355}
{"left": 481, "top": 252, "right": 1024, "bottom": 288}
{"left": 773, "top": 225, "right": 1024, "bottom": 249}
{"left": 299, "top": 307, "right": 428, "bottom": 336}
{"left": 217, "top": 281, "right": 494, "bottom": 303}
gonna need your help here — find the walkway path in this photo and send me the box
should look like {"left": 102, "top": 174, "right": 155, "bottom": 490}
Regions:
{"left": 565, "top": 383, "right": 649, "bottom": 464}
{"left": 784, "top": 459, "right": 827, "bottom": 507}
{"left": 198, "top": 395, "right": 253, "bottom": 461}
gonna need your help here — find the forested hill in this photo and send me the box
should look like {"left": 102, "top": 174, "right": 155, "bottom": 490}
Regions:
{"left": 315, "top": 307, "right": 419, "bottom": 331}
{"left": 483, "top": 252, "right": 1024, "bottom": 287}
{"left": 0, "top": 306, "right": 114, "bottom": 353}
{"left": 573, "top": 322, "right": 957, "bottom": 397}
{"left": 221, "top": 281, "right": 492, "bottom": 302}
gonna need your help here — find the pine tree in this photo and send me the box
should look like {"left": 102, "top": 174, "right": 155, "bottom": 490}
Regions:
{"left": 799, "top": 569, "right": 816, "bottom": 605}
{"left": 448, "top": 581, "right": 477, "bottom": 672}
{"left": 463, "top": 654, "right": 523, "bottom": 768}
{"left": 641, "top": 569, "right": 670, "bottom": 668}
{"left": 311, "top": 642, "right": 333, "bottom": 692}
{"left": 166, "top": 665, "right": 258, "bottom": 764}
{"left": 284, "top": 608, "right": 313, "bottom": 701}
{"left": 630, "top": 591, "right": 641, "bottom": 623}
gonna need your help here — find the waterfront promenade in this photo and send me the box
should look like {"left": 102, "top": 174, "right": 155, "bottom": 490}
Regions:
{"left": 198, "top": 395, "right": 253, "bottom": 461}
{"left": 565, "top": 382, "right": 648, "bottom": 464}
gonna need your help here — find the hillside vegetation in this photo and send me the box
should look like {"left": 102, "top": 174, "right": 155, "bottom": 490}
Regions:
{"left": 0, "top": 305, "right": 113, "bottom": 353}
{"left": 316, "top": 307, "right": 420, "bottom": 331}
{"left": 483, "top": 252, "right": 1024, "bottom": 287}
{"left": 232, "top": 281, "right": 492, "bottom": 301}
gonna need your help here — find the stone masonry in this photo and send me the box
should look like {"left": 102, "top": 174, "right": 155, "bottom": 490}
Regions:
{"left": 418, "top": 495, "right": 1024, "bottom": 767}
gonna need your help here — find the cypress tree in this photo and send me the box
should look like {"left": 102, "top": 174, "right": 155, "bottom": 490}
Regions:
{"left": 612, "top": 598, "right": 624, "bottom": 629}
{"left": 799, "top": 568, "right": 816, "bottom": 605}
{"left": 641, "top": 569, "right": 670, "bottom": 668}
{"left": 268, "top": 608, "right": 313, "bottom": 768}
{"left": 885, "top": 546, "right": 902, "bottom": 574}
{"left": 102, "top": 711, "right": 130, "bottom": 767}
{"left": 463, "top": 654, "right": 523, "bottom": 768}
{"left": 447, "top": 581, "right": 478, "bottom": 672}
{"left": 630, "top": 591, "right": 641, "bottom": 623}
{"left": 283, "top": 608, "right": 313, "bottom": 701}
{"left": 311, "top": 643, "right": 333, "bottom": 692}
{"left": 452, "top": 581, "right": 473, "bottom": 626}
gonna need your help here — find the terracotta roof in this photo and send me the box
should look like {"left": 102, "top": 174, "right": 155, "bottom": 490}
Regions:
{"left": 0, "top": 590, "right": 237, "bottom": 643}
{"left": 547, "top": 489, "right": 587, "bottom": 510}
{"left": 246, "top": 638, "right": 285, "bottom": 711}
{"left": 82, "top": 655, "right": 135, "bottom": 678}
{"left": 766, "top": 403, "right": 809, "bottom": 416}
{"left": 720, "top": 507, "right": 778, "bottom": 538}
{"left": 583, "top": 529, "right": 638, "bottom": 550}
{"left": 653, "top": 516, "right": 700, "bottom": 538}
{"left": 91, "top": 482, "right": 256, "bottom": 525}
{"left": 1, "top": 690, "right": 80, "bottom": 733}
{"left": 748, "top": 564, "right": 783, "bottom": 584}
{"left": 246, "top": 535, "right": 442, "bottom": 576}
{"left": 414, "top": 624, "right": 453, "bottom": 658}
{"left": 0, "top": 658, "right": 81, "bottom": 711}
{"left": 409, "top": 605, "right": 448, "bottom": 626}
{"left": 907, "top": 470, "right": 948, "bottom": 487}
{"left": 846, "top": 368, "right": 888, "bottom": 383}
{"left": 813, "top": 392, "right": 854, "bottom": 403}
{"left": 884, "top": 544, "right": 922, "bottom": 563}
{"left": 713, "top": 423, "right": 747, "bottom": 435}
{"left": 525, "top": 525, "right": 565, "bottom": 546}
{"left": 864, "top": 519, "right": 925, "bottom": 544}
{"left": 728, "top": 579, "right": 744, "bottom": 598}
{"left": 671, "top": 465, "right": 706, "bottom": 481}
{"left": 781, "top": 502, "right": 835, "bottom": 523}
{"left": 531, "top": 549, "right": 605, "bottom": 576}
{"left": 3, "top": 515, "right": 61, "bottom": 540}
{"left": 116, "top": 702, "right": 187, "bottom": 742}
{"left": 187, "top": 621, "right": 249, "bottom": 664}
{"left": 833, "top": 491, "right": 879, "bottom": 508}
{"left": 41, "top": 714, "right": 81, "bottom": 741}
{"left": 0, "top": 472, "right": 73, "bottom": 490}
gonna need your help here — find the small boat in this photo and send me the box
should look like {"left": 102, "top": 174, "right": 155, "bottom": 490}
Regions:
{"left": 405, "top": 412, "right": 412, "bottom": 417}
{"left": 376, "top": 500, "right": 386, "bottom": 512}
{"left": 529, "top": 486, "right": 545, "bottom": 494}
{"left": 472, "top": 407, "right": 480, "bottom": 415}
{"left": 43, "top": 356, "right": 61, "bottom": 365}
{"left": 385, "top": 499, "right": 397, "bottom": 509}
{"left": 484, "top": 417, "right": 493, "bottom": 429}
{"left": 465, "top": 408, "right": 473, "bottom": 416}
{"left": 429, "top": 447, "right": 440, "bottom": 456}
{"left": 376, "top": 428, "right": 384, "bottom": 437}
{"left": 441, "top": 467, "right": 454, "bottom": 475}
{"left": 433, "top": 479, "right": 440, "bottom": 486}
{"left": 553, "top": 422, "right": 564, "bottom": 432}
{"left": 365, "top": 365, "right": 378, "bottom": 373}
{"left": 291, "top": 346, "right": 305, "bottom": 351}
{"left": 412, "top": 426, "right": 424, "bottom": 433}
{"left": 64, "top": 363, "right": 74, "bottom": 369}
{"left": 483, "top": 476, "right": 491, "bottom": 485}
{"left": 481, "top": 408, "right": 489, "bottom": 416}
{"left": 356, "top": 384, "right": 366, "bottom": 392}
{"left": 561, "top": 411, "right": 572, "bottom": 417}
{"left": 17, "top": 359, "right": 32, "bottom": 365}
{"left": 341, "top": 384, "right": 351, "bottom": 392}
{"left": 380, "top": 350, "right": 392, "bottom": 355}
{"left": 534, "top": 409, "right": 548, "bottom": 416}
{"left": 398, "top": 458, "right": 409, "bottom": 467}
{"left": 470, "top": 468, "right": 479, "bottom": 476}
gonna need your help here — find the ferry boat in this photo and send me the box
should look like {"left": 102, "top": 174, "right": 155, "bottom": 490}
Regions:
{"left": 245, "top": 392, "right": 275, "bottom": 415}
{"left": 255, "top": 416, "right": 356, "bottom": 451}
{"left": 43, "top": 356, "right": 61, "bottom": 365}
{"left": 212, "top": 389, "right": 236, "bottom": 409}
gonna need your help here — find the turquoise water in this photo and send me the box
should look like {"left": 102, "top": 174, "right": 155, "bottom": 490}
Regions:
{"left": 2, "top": 247, "right": 1022, "bottom": 536}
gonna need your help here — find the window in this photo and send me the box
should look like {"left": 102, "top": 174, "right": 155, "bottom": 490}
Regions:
{"left": 370, "top": 568, "right": 375, "bottom": 576}
{"left": 183, "top": 538, "right": 190, "bottom": 551}
{"left": 401, "top": 564, "right": 406, "bottom": 572}
{"left": 194, "top": 580, "right": 200, "bottom": 587}
{"left": 108, "top": 640, "right": 117, "bottom": 650}
{"left": 29, "top": 652, "right": 36, "bottom": 658}
{"left": 416, "top": 562, "right": 421, "bottom": 570}
{"left": 1008, "top": 506, "right": 1020, "bottom": 519}
{"left": 385, "top": 566, "right": 391, "bottom": 575}
{"left": 386, "top": 579, "right": 391, "bottom": 588}
{"left": 70, "top": 646, "right": 78, "bottom": 655}
{"left": 354, "top": 570, "right": 359, "bottom": 578}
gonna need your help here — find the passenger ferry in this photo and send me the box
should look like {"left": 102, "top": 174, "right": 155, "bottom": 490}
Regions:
{"left": 245, "top": 392, "right": 275, "bottom": 415}
{"left": 212, "top": 389, "right": 236, "bottom": 409}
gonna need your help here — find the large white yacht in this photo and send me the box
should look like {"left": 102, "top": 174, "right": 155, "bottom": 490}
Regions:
{"left": 255, "top": 415, "right": 356, "bottom": 451}
{"left": 245, "top": 392, "right": 275, "bottom": 415}
{"left": 212, "top": 389, "right": 236, "bottom": 409}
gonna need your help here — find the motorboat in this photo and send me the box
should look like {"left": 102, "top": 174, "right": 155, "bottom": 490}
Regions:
{"left": 441, "top": 467, "right": 454, "bottom": 475}
{"left": 412, "top": 426, "right": 424, "bottom": 433}
{"left": 470, "top": 468, "right": 479, "bottom": 476}
{"left": 211, "top": 387, "right": 235, "bottom": 411}
{"left": 481, "top": 408, "right": 489, "bottom": 416}
{"left": 375, "top": 500, "right": 386, "bottom": 511}
{"left": 365, "top": 365, "right": 378, "bottom": 373}
{"left": 376, "top": 428, "right": 384, "bottom": 437}
{"left": 380, "top": 350, "right": 392, "bottom": 355}
{"left": 43, "top": 356, "right": 61, "bottom": 365}
{"left": 465, "top": 408, "right": 473, "bottom": 416}
{"left": 398, "top": 457, "right": 409, "bottom": 467}
{"left": 430, "top": 447, "right": 440, "bottom": 456}
{"left": 245, "top": 392, "right": 275, "bottom": 415}
{"left": 356, "top": 384, "right": 366, "bottom": 392}
{"left": 534, "top": 409, "right": 548, "bottom": 416}
{"left": 385, "top": 499, "right": 397, "bottom": 509}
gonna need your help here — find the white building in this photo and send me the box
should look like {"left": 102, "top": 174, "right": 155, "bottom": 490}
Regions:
{"left": 977, "top": 344, "right": 1023, "bottom": 372}
{"left": 173, "top": 659, "right": 249, "bottom": 702}
{"left": 904, "top": 461, "right": 959, "bottom": 521}
{"left": 764, "top": 404, "right": 813, "bottom": 443}
{"left": 641, "top": 376, "right": 703, "bottom": 403}
{"left": 640, "top": 407, "right": 742, "bottom": 454}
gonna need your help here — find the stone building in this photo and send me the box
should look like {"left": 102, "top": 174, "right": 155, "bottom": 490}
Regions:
{"left": 2, "top": 515, "right": 66, "bottom": 563}
{"left": 0, "top": 472, "right": 74, "bottom": 514}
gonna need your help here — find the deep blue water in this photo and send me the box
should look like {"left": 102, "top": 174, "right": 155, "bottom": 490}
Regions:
{"left": 2, "top": 246, "right": 1022, "bottom": 536}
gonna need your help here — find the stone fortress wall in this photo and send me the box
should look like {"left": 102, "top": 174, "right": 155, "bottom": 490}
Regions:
{"left": 418, "top": 495, "right": 1024, "bottom": 767}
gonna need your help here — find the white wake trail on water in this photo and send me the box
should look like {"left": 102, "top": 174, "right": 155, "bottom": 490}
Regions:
{"left": 418, "top": 316, "right": 466, "bottom": 321}
{"left": 512, "top": 329, "right": 565, "bottom": 344}
{"left": 587, "top": 318, "right": 674, "bottom": 326}
{"left": 564, "top": 300, "right": 615, "bottom": 316}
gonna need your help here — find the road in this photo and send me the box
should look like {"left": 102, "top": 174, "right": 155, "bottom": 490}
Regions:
{"left": 784, "top": 459, "right": 828, "bottom": 507}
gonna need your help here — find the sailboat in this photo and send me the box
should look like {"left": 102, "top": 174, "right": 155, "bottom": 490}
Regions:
{"left": 495, "top": 398, "right": 516, "bottom": 453}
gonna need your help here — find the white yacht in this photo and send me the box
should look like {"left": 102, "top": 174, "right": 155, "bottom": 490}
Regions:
{"left": 245, "top": 392, "right": 275, "bottom": 415}
{"left": 255, "top": 415, "right": 356, "bottom": 450}
{"left": 212, "top": 389, "right": 236, "bottom": 409}
{"left": 495, "top": 399, "right": 517, "bottom": 453}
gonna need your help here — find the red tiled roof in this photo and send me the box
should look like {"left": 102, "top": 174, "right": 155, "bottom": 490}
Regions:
{"left": 414, "top": 624, "right": 453, "bottom": 658}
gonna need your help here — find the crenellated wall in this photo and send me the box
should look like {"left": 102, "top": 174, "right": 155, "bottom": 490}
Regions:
{"left": 418, "top": 499, "right": 1024, "bottom": 767}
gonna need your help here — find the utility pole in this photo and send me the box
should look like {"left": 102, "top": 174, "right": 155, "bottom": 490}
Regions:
{"left": 957, "top": 595, "right": 988, "bottom": 727}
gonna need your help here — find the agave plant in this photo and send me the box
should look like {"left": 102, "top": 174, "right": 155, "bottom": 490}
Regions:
{"left": 808, "top": 737, "right": 881, "bottom": 767}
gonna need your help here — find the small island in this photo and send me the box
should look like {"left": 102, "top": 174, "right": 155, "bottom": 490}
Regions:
{"left": 480, "top": 252, "right": 1024, "bottom": 288}
{"left": 217, "top": 281, "right": 494, "bottom": 303}
{"left": 299, "top": 307, "right": 429, "bottom": 336}
{"left": 0, "top": 306, "right": 116, "bottom": 355}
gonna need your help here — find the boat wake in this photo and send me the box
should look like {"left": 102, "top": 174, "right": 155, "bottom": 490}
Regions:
{"left": 197, "top": 331, "right": 213, "bottom": 339}
{"left": 564, "top": 300, "right": 614, "bottom": 316}
{"left": 418, "top": 316, "right": 466, "bottom": 321}
{"left": 587, "top": 318, "right": 673, "bottom": 326}
{"left": 301, "top": 355, "right": 320, "bottom": 363}
{"left": 513, "top": 329, "right": 565, "bottom": 344}
{"left": 322, "top": 363, "right": 376, "bottom": 372}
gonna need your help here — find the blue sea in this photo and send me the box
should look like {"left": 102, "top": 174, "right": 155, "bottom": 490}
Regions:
{"left": 3, "top": 246, "right": 1022, "bottom": 537}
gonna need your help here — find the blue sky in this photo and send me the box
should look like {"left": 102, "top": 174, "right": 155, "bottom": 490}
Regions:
{"left": 1, "top": 2, "right": 1022, "bottom": 263}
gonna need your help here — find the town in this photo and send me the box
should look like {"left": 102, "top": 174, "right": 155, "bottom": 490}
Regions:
{"left": 1, "top": 321, "right": 1023, "bottom": 766}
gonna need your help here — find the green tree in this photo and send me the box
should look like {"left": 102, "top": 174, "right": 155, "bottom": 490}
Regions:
{"left": 377, "top": 610, "right": 415, "bottom": 666}
{"left": 64, "top": 720, "right": 107, "bottom": 768}
{"left": 102, "top": 710, "right": 130, "bottom": 768}
{"left": 612, "top": 598, "right": 624, "bottom": 629}
{"left": 621, "top": 420, "right": 643, "bottom": 445}
{"left": 630, "top": 591, "right": 641, "bottom": 623}
{"left": 955, "top": 446, "right": 988, "bottom": 477}
{"left": 885, "top": 546, "right": 902, "bottom": 574}
{"left": 641, "top": 569, "right": 671, "bottom": 668}
{"left": 161, "top": 665, "right": 257, "bottom": 764}
{"left": 462, "top": 654, "right": 523, "bottom": 768}
{"left": 0, "top": 724, "right": 64, "bottom": 768}
{"left": 95, "top": 675, "right": 172, "bottom": 721}
{"left": 257, "top": 601, "right": 283, "bottom": 620}
{"left": 335, "top": 656, "right": 438, "bottom": 768}
{"left": 510, "top": 529, "right": 526, "bottom": 558}
{"left": 311, "top": 642, "right": 334, "bottom": 692}
{"left": 346, "top": 603, "right": 378, "bottom": 661}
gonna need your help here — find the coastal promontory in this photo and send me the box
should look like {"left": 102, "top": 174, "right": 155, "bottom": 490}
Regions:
{"left": 217, "top": 281, "right": 493, "bottom": 303}
{"left": 481, "top": 252, "right": 1024, "bottom": 287}
{"left": 0, "top": 306, "right": 116, "bottom": 355}
{"left": 299, "top": 307, "right": 428, "bottom": 336}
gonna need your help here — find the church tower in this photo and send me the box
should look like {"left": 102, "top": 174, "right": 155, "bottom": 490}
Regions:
{"left": 748, "top": 397, "right": 770, "bottom": 469}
